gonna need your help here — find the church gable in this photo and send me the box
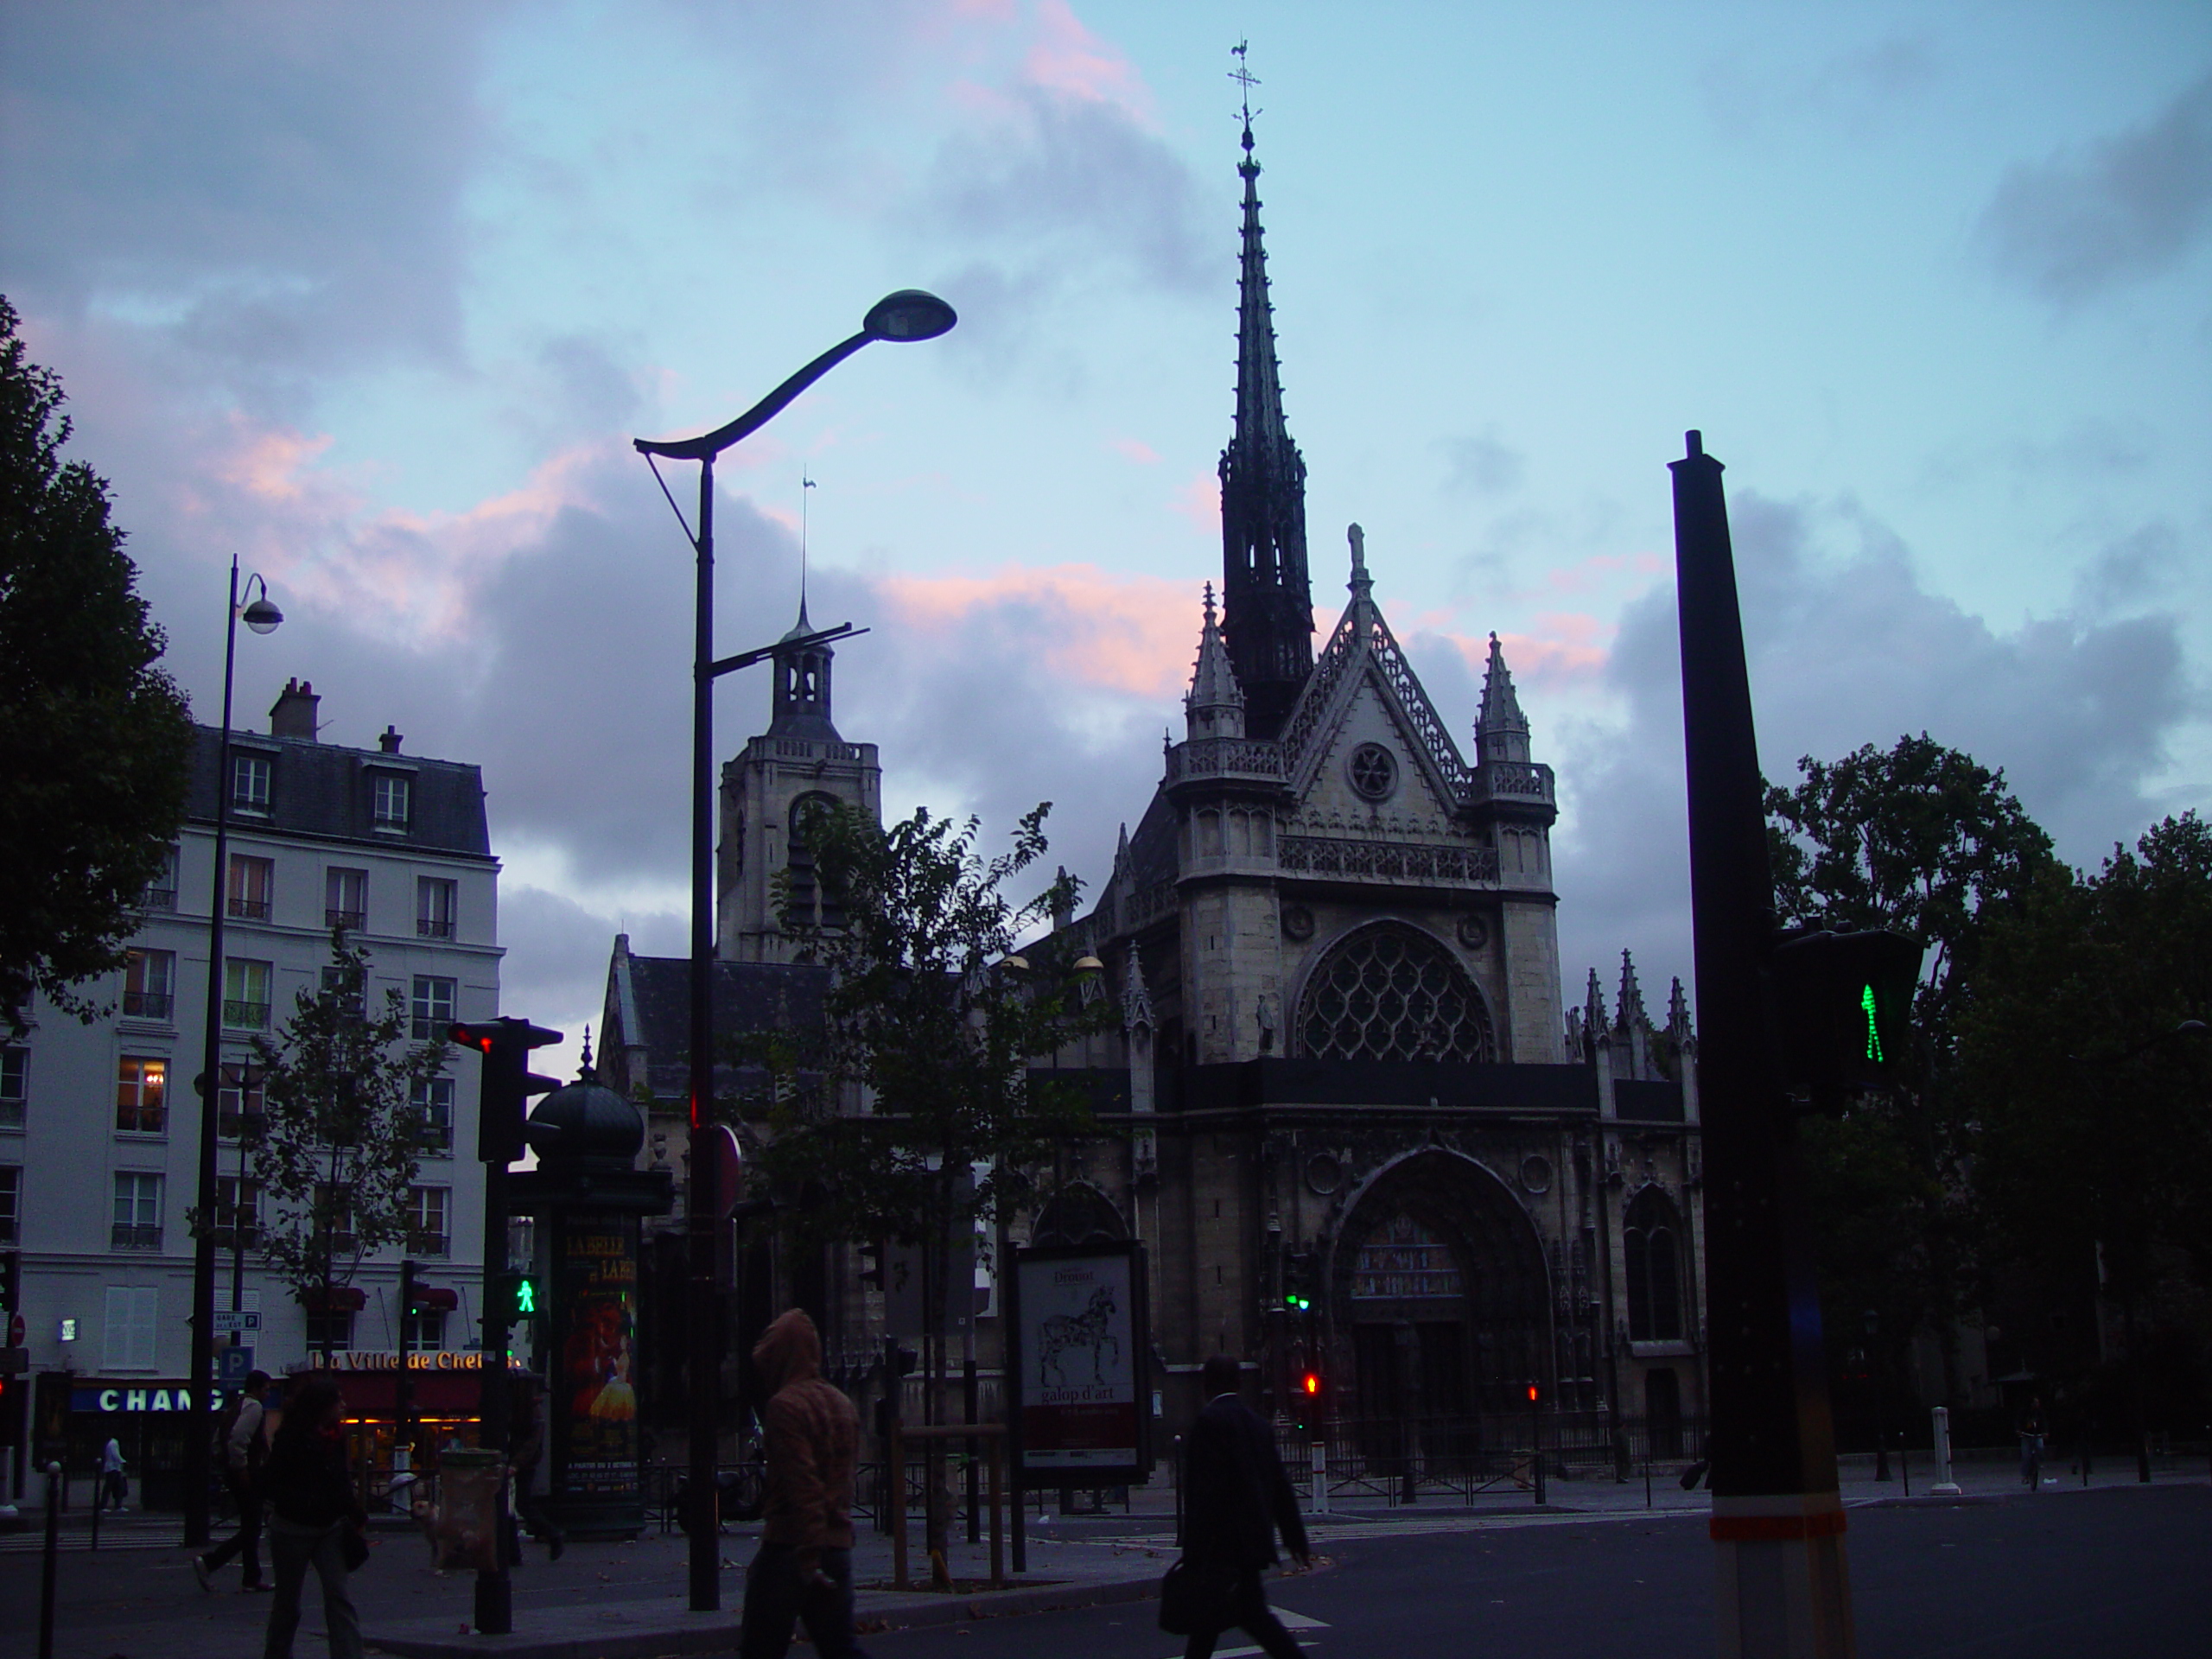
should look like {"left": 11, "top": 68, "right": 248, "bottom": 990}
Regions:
{"left": 1295, "top": 677, "right": 1459, "bottom": 830}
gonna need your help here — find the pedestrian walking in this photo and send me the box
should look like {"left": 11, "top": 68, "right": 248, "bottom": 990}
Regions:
{"left": 197, "top": 1369, "right": 274, "bottom": 1592}
{"left": 507, "top": 1374, "right": 565, "bottom": 1562}
{"left": 2018, "top": 1394, "right": 2046, "bottom": 1490}
{"left": 1173, "top": 1355, "right": 1311, "bottom": 1659}
{"left": 98, "top": 1435, "right": 129, "bottom": 1512}
{"left": 259, "top": 1378, "right": 366, "bottom": 1659}
{"left": 741, "top": 1309, "right": 865, "bottom": 1659}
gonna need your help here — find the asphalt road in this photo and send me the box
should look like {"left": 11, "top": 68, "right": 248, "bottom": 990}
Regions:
{"left": 870, "top": 1485, "right": 2212, "bottom": 1659}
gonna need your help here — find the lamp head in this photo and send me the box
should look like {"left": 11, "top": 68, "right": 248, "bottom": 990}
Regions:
{"left": 863, "top": 289, "right": 957, "bottom": 343}
{"left": 241, "top": 594, "right": 283, "bottom": 634}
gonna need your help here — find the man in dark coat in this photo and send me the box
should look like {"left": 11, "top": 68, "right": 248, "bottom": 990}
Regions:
{"left": 742, "top": 1309, "right": 865, "bottom": 1659}
{"left": 1180, "top": 1355, "right": 1311, "bottom": 1659}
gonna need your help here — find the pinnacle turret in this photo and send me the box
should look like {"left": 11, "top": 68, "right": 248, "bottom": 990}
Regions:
{"left": 1185, "top": 582, "right": 1247, "bottom": 741}
{"left": 1475, "top": 632, "right": 1530, "bottom": 765}
{"left": 1617, "top": 950, "right": 1648, "bottom": 1033}
{"left": 1667, "top": 976, "right": 1694, "bottom": 1044}
{"left": 1584, "top": 967, "right": 1607, "bottom": 1033}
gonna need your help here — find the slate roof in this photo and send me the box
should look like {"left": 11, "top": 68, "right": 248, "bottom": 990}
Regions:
{"left": 185, "top": 725, "right": 493, "bottom": 860}
{"left": 606, "top": 946, "right": 830, "bottom": 1104}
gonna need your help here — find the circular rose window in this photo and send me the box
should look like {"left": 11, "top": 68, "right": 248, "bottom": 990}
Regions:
{"left": 1348, "top": 742, "right": 1396, "bottom": 800}
{"left": 1520, "top": 1154, "right": 1553, "bottom": 1195}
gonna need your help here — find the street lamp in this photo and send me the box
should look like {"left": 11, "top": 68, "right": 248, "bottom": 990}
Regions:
{"left": 632, "top": 289, "right": 955, "bottom": 1615}
{"left": 183, "top": 560, "right": 282, "bottom": 1549}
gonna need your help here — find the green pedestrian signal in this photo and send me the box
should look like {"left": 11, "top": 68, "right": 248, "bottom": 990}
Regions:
{"left": 1860, "top": 982, "right": 1883, "bottom": 1064}
{"left": 1771, "top": 927, "right": 1923, "bottom": 1107}
{"left": 515, "top": 1277, "right": 536, "bottom": 1316}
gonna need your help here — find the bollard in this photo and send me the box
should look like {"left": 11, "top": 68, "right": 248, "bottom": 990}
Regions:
{"left": 1930, "top": 1406, "right": 1962, "bottom": 1496}
{"left": 39, "top": 1462, "right": 60, "bottom": 1659}
{"left": 1310, "top": 1440, "right": 1328, "bottom": 1514}
{"left": 87, "top": 1466, "right": 100, "bottom": 1552}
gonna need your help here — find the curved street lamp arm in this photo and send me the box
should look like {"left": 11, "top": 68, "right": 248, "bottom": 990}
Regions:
{"left": 633, "top": 329, "right": 874, "bottom": 462}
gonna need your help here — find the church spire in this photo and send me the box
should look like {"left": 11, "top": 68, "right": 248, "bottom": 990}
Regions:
{"left": 1217, "top": 45, "right": 1313, "bottom": 741}
{"left": 1185, "top": 582, "right": 1247, "bottom": 741}
{"left": 1475, "top": 632, "right": 1531, "bottom": 765}
{"left": 1617, "top": 949, "right": 1648, "bottom": 1033}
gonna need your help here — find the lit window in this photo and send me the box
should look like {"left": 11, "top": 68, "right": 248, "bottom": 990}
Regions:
{"left": 226, "top": 855, "right": 274, "bottom": 921}
{"left": 111, "top": 1172, "right": 162, "bottom": 1250}
{"left": 372, "top": 773, "right": 410, "bottom": 828}
{"left": 325, "top": 867, "right": 366, "bottom": 931}
{"left": 223, "top": 960, "right": 272, "bottom": 1029}
{"left": 416, "top": 877, "right": 457, "bottom": 939}
{"left": 116, "top": 1057, "right": 168, "bottom": 1135}
{"left": 124, "top": 949, "right": 175, "bottom": 1020}
{"left": 410, "top": 976, "right": 454, "bottom": 1039}
{"left": 232, "top": 753, "right": 271, "bottom": 810}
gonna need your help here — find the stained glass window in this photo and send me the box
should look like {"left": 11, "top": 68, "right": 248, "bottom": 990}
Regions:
{"left": 1352, "top": 1214, "right": 1464, "bottom": 1300}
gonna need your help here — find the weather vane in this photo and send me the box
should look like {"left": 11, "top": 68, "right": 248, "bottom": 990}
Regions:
{"left": 1230, "top": 40, "right": 1262, "bottom": 140}
{"left": 801, "top": 471, "right": 816, "bottom": 609}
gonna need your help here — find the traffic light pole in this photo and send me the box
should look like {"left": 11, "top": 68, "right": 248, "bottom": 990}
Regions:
{"left": 1671, "top": 431, "right": 1854, "bottom": 1656}
{"left": 477, "top": 1159, "right": 513, "bottom": 1637}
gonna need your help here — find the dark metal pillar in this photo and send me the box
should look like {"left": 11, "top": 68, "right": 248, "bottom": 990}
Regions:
{"left": 1670, "top": 431, "right": 1854, "bottom": 1656}
{"left": 475, "top": 1162, "right": 512, "bottom": 1635}
{"left": 687, "top": 454, "right": 722, "bottom": 1612}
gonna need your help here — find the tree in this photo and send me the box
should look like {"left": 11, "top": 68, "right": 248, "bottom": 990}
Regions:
{"left": 0, "top": 296, "right": 194, "bottom": 1031}
{"left": 200, "top": 932, "right": 449, "bottom": 1363}
{"left": 744, "top": 801, "right": 1107, "bottom": 1584}
{"left": 1764, "top": 734, "right": 2060, "bottom": 1411}
{"left": 1961, "top": 814, "right": 2212, "bottom": 1435}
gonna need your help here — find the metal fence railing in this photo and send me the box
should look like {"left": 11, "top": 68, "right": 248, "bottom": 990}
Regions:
{"left": 1254, "top": 1413, "right": 1713, "bottom": 1506}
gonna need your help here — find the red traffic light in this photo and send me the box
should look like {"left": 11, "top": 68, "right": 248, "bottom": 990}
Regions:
{"left": 1302, "top": 1372, "right": 1320, "bottom": 1395}
{"left": 1527, "top": 1382, "right": 1540, "bottom": 1403}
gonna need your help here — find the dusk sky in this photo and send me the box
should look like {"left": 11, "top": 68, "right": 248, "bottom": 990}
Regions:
{"left": 5, "top": 3, "right": 2209, "bottom": 1074}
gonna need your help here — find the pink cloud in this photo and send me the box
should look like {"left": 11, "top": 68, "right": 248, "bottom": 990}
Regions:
{"left": 1021, "top": 0, "right": 1154, "bottom": 124}
{"left": 1445, "top": 612, "right": 1613, "bottom": 683}
{"left": 1111, "top": 436, "right": 1161, "bottom": 465}
{"left": 874, "top": 563, "right": 1197, "bottom": 700}
{"left": 1169, "top": 469, "right": 1220, "bottom": 534}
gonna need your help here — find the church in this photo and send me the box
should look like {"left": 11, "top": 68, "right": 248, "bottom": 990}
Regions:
{"left": 597, "top": 112, "right": 1708, "bottom": 1462}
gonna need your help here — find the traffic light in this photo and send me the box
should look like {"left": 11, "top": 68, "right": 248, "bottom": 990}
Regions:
{"left": 1282, "top": 1293, "right": 1311, "bottom": 1313}
{"left": 858, "top": 1241, "right": 887, "bottom": 1292}
{"left": 1770, "top": 928, "right": 1923, "bottom": 1104}
{"left": 491, "top": 1271, "right": 540, "bottom": 1324}
{"left": 1291, "top": 1367, "right": 1326, "bottom": 1435}
{"left": 449, "top": 1017, "right": 563, "bottom": 1165}
{"left": 1527, "top": 1382, "right": 1540, "bottom": 1405}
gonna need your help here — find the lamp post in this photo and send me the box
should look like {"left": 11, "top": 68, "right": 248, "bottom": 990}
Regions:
{"left": 1865, "top": 1309, "right": 1889, "bottom": 1483}
{"left": 632, "top": 289, "right": 956, "bottom": 1614}
{"left": 183, "top": 558, "right": 282, "bottom": 1548}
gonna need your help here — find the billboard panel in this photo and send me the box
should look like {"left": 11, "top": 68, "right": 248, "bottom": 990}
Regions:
{"left": 1007, "top": 1242, "right": 1149, "bottom": 1484}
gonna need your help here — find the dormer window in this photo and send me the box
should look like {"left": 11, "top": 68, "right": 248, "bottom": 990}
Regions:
{"left": 372, "top": 772, "right": 410, "bottom": 830}
{"left": 232, "top": 753, "right": 271, "bottom": 812}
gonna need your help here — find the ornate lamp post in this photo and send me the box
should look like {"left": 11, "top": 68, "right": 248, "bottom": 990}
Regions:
{"left": 632, "top": 289, "right": 956, "bottom": 1613}
{"left": 183, "top": 559, "right": 281, "bottom": 1548}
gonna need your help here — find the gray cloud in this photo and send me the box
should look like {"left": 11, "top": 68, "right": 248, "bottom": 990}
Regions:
{"left": 1550, "top": 487, "right": 2197, "bottom": 1013}
{"left": 1976, "top": 72, "right": 2212, "bottom": 306}
{"left": 1440, "top": 432, "right": 1525, "bottom": 498}
{"left": 0, "top": 3, "right": 499, "bottom": 399}
{"left": 918, "top": 88, "right": 1217, "bottom": 296}
{"left": 1700, "top": 30, "right": 1944, "bottom": 140}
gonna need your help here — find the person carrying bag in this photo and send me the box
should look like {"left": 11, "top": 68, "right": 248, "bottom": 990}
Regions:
{"left": 1159, "top": 1356, "right": 1310, "bottom": 1659}
{"left": 258, "top": 1378, "right": 367, "bottom": 1659}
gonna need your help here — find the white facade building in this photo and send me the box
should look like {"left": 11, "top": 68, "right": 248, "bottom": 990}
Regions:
{"left": 1, "top": 681, "right": 501, "bottom": 1446}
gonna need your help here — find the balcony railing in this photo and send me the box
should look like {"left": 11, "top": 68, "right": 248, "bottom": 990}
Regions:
{"left": 223, "top": 999, "right": 270, "bottom": 1029}
{"left": 140, "top": 887, "right": 176, "bottom": 912}
{"left": 406, "top": 1230, "right": 451, "bottom": 1259}
{"left": 0, "top": 1098, "right": 23, "bottom": 1129}
{"left": 416, "top": 918, "right": 454, "bottom": 940}
{"left": 417, "top": 1120, "right": 454, "bottom": 1154}
{"left": 122, "top": 991, "right": 173, "bottom": 1020}
{"left": 219, "top": 1110, "right": 266, "bottom": 1141}
{"left": 227, "top": 897, "right": 270, "bottom": 921}
{"left": 326, "top": 907, "right": 366, "bottom": 931}
{"left": 111, "top": 1223, "right": 162, "bottom": 1251}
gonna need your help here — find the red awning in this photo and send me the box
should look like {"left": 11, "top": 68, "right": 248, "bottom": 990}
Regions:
{"left": 300, "top": 1285, "right": 368, "bottom": 1313}
{"left": 413, "top": 1287, "right": 460, "bottom": 1313}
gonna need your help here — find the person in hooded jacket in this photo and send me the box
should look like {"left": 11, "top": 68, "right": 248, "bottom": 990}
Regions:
{"left": 742, "top": 1309, "right": 865, "bottom": 1659}
{"left": 258, "top": 1378, "right": 366, "bottom": 1659}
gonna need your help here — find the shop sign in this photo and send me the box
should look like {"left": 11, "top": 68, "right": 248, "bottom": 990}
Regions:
{"left": 72, "top": 1384, "right": 236, "bottom": 1414}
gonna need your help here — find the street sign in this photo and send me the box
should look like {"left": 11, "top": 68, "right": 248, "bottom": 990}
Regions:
{"left": 6, "top": 1312, "right": 22, "bottom": 1347}
{"left": 213, "top": 1310, "right": 262, "bottom": 1334}
{"left": 217, "top": 1346, "right": 257, "bottom": 1385}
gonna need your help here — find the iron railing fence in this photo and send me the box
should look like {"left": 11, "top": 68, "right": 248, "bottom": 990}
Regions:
{"left": 1252, "top": 1412, "right": 1712, "bottom": 1506}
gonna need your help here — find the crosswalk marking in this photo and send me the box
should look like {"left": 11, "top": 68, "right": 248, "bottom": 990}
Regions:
{"left": 1160, "top": 1606, "right": 1330, "bottom": 1657}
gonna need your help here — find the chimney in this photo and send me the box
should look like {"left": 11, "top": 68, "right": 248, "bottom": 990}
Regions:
{"left": 270, "top": 678, "right": 320, "bottom": 741}
{"left": 378, "top": 726, "right": 404, "bottom": 754}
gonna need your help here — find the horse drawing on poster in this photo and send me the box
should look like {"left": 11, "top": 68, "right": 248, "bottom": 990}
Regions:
{"left": 1038, "top": 1284, "right": 1120, "bottom": 1386}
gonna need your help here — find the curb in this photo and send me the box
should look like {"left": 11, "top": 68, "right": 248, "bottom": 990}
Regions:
{"left": 366, "top": 1573, "right": 1166, "bottom": 1659}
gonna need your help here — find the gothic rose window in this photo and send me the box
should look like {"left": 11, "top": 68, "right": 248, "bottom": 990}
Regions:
{"left": 1297, "top": 923, "right": 1497, "bottom": 1063}
{"left": 1347, "top": 742, "right": 1396, "bottom": 800}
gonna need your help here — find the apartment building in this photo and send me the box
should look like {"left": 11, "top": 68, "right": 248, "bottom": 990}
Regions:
{"left": 1, "top": 681, "right": 500, "bottom": 1467}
